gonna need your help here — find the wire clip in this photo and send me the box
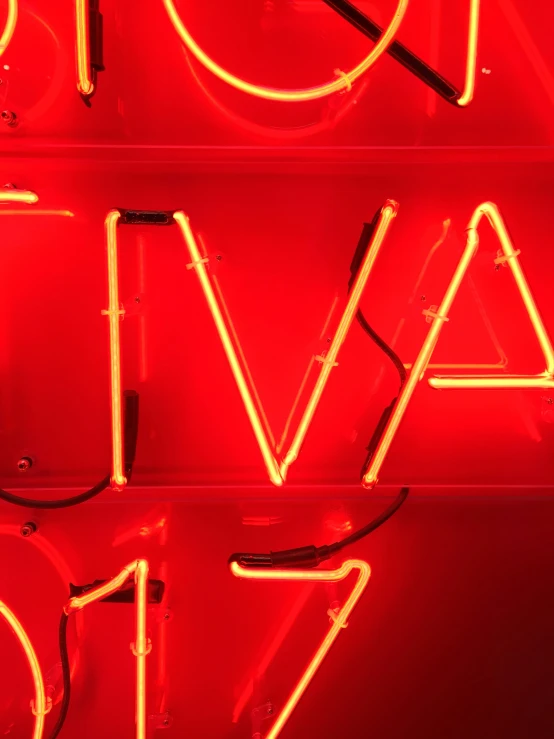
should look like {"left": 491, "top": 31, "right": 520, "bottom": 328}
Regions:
{"left": 130, "top": 638, "right": 153, "bottom": 657}
{"left": 186, "top": 256, "right": 210, "bottom": 271}
{"left": 101, "top": 306, "right": 125, "bottom": 318}
{"left": 494, "top": 248, "right": 521, "bottom": 266}
{"left": 315, "top": 353, "right": 339, "bottom": 367}
{"left": 31, "top": 697, "right": 53, "bottom": 717}
{"left": 422, "top": 305, "right": 449, "bottom": 324}
{"left": 334, "top": 68, "right": 352, "bottom": 93}
{"left": 327, "top": 607, "right": 348, "bottom": 629}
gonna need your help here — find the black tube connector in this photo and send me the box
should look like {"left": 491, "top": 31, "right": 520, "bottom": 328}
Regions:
{"left": 69, "top": 578, "right": 165, "bottom": 604}
{"left": 119, "top": 210, "right": 175, "bottom": 226}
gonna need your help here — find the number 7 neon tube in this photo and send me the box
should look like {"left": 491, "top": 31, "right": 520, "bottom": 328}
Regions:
{"left": 230, "top": 558, "right": 371, "bottom": 739}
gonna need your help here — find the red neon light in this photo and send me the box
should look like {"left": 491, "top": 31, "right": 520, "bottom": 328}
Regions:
{"left": 163, "top": 0, "right": 408, "bottom": 102}
{"left": 456, "top": 0, "right": 480, "bottom": 107}
{"left": 65, "top": 559, "right": 150, "bottom": 739}
{"left": 0, "top": 600, "right": 49, "bottom": 739}
{"left": 362, "top": 202, "right": 554, "bottom": 489}
{"left": 0, "top": 210, "right": 74, "bottom": 217}
{"left": 0, "top": 187, "right": 39, "bottom": 205}
{"left": 75, "top": 0, "right": 93, "bottom": 96}
{"left": 230, "top": 559, "right": 371, "bottom": 739}
{"left": 103, "top": 210, "right": 127, "bottom": 491}
{"left": 0, "top": 0, "right": 17, "bottom": 58}
{"left": 174, "top": 201, "right": 398, "bottom": 485}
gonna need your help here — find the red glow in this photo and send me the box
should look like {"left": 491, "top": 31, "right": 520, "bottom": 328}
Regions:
{"left": 175, "top": 202, "right": 397, "bottom": 485}
{"left": 0, "top": 600, "right": 48, "bottom": 739}
{"left": 363, "top": 202, "right": 554, "bottom": 489}
{"left": 230, "top": 559, "right": 371, "bottom": 739}
{"left": 163, "top": 0, "right": 408, "bottom": 102}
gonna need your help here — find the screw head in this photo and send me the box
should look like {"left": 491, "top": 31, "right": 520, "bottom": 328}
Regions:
{"left": 1, "top": 110, "right": 17, "bottom": 127}
{"left": 17, "top": 457, "right": 33, "bottom": 472}
{"left": 20, "top": 522, "right": 37, "bottom": 537}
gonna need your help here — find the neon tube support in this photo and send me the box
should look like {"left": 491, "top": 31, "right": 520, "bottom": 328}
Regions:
{"left": 163, "top": 0, "right": 408, "bottom": 102}
{"left": 362, "top": 202, "right": 554, "bottom": 489}
{"left": 230, "top": 559, "right": 370, "bottom": 739}
{"left": 0, "top": 600, "right": 48, "bottom": 739}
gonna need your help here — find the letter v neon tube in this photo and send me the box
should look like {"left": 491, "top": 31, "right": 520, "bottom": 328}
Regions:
{"left": 363, "top": 201, "right": 554, "bottom": 489}
{"left": 230, "top": 559, "right": 370, "bottom": 739}
{"left": 174, "top": 201, "right": 398, "bottom": 486}
{"left": 64, "top": 559, "right": 150, "bottom": 739}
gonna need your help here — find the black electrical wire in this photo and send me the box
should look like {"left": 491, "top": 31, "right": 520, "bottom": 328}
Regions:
{"left": 347, "top": 212, "right": 407, "bottom": 479}
{"left": 230, "top": 486, "right": 409, "bottom": 569}
{"left": 321, "top": 0, "right": 462, "bottom": 105}
{"left": 48, "top": 613, "right": 70, "bottom": 739}
{"left": 0, "top": 391, "right": 139, "bottom": 509}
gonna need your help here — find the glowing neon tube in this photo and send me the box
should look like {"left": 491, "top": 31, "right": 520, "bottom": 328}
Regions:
{"left": 362, "top": 202, "right": 554, "bottom": 489}
{"left": 163, "top": 0, "right": 408, "bottom": 102}
{"left": 75, "top": 0, "right": 93, "bottom": 95}
{"left": 430, "top": 203, "right": 554, "bottom": 389}
{"left": 281, "top": 200, "right": 398, "bottom": 473}
{"left": 103, "top": 210, "right": 126, "bottom": 490}
{"left": 65, "top": 559, "right": 150, "bottom": 739}
{"left": 0, "top": 0, "right": 17, "bottom": 58}
{"left": 0, "top": 187, "right": 38, "bottom": 205}
{"left": 230, "top": 559, "right": 370, "bottom": 739}
{"left": 174, "top": 202, "right": 397, "bottom": 485}
{"left": 0, "top": 600, "right": 48, "bottom": 739}
{"left": 456, "top": 0, "right": 480, "bottom": 106}
{"left": 0, "top": 210, "right": 74, "bottom": 217}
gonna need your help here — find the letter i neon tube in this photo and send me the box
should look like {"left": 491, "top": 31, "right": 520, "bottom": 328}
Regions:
{"left": 104, "top": 210, "right": 127, "bottom": 490}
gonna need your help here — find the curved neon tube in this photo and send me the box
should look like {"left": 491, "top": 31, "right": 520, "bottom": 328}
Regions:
{"left": 362, "top": 202, "right": 554, "bottom": 489}
{"left": 163, "top": 0, "right": 408, "bottom": 102}
{"left": 174, "top": 201, "right": 397, "bottom": 486}
{"left": 230, "top": 559, "right": 370, "bottom": 739}
{"left": 0, "top": 0, "right": 17, "bottom": 58}
{"left": 456, "top": 0, "right": 480, "bottom": 107}
{"left": 104, "top": 210, "right": 127, "bottom": 490}
{"left": 75, "top": 0, "right": 93, "bottom": 95}
{"left": 0, "top": 601, "right": 47, "bottom": 739}
{"left": 65, "top": 559, "right": 150, "bottom": 739}
{"left": 0, "top": 188, "right": 38, "bottom": 205}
